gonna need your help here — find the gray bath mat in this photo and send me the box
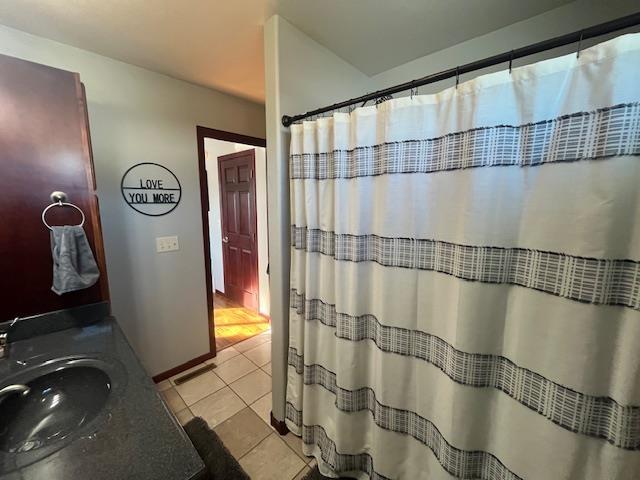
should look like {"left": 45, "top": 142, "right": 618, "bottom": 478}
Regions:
{"left": 302, "top": 465, "right": 355, "bottom": 480}
{"left": 184, "top": 416, "right": 250, "bottom": 480}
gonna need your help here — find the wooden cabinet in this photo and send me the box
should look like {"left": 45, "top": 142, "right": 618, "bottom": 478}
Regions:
{"left": 0, "top": 53, "right": 109, "bottom": 320}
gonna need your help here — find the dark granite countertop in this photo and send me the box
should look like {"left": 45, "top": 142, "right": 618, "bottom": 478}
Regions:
{"left": 0, "top": 303, "right": 204, "bottom": 480}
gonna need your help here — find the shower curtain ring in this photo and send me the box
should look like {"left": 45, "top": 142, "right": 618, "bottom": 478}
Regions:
{"left": 455, "top": 67, "right": 460, "bottom": 89}
{"left": 508, "top": 50, "right": 514, "bottom": 74}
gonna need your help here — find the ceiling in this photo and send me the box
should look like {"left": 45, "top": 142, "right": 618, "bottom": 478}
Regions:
{"left": 0, "top": 0, "right": 574, "bottom": 103}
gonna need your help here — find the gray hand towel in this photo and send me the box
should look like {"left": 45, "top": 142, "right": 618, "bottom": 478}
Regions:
{"left": 50, "top": 225, "right": 100, "bottom": 295}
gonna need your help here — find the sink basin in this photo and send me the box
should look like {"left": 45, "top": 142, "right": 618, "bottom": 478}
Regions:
{"left": 0, "top": 366, "right": 111, "bottom": 453}
{"left": 0, "top": 355, "right": 125, "bottom": 470}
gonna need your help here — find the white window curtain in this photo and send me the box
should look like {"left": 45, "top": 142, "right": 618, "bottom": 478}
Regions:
{"left": 286, "top": 33, "right": 640, "bottom": 480}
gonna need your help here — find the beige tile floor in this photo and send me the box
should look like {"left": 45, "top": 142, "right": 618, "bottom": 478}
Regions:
{"left": 157, "top": 329, "right": 315, "bottom": 480}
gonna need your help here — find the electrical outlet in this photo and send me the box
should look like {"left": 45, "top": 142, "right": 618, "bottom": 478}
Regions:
{"left": 156, "top": 235, "right": 179, "bottom": 253}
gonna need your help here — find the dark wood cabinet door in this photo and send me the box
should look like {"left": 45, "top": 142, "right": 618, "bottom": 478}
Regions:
{"left": 0, "top": 53, "right": 109, "bottom": 320}
{"left": 218, "top": 149, "right": 258, "bottom": 310}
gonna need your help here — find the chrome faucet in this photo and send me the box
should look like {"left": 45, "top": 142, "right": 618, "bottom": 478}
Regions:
{"left": 0, "top": 384, "right": 30, "bottom": 401}
{"left": 0, "top": 317, "right": 18, "bottom": 360}
{"left": 0, "top": 317, "right": 30, "bottom": 401}
{"left": 0, "top": 330, "right": 7, "bottom": 360}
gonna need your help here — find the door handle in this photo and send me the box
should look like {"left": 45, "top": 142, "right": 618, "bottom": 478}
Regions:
{"left": 222, "top": 236, "right": 229, "bottom": 243}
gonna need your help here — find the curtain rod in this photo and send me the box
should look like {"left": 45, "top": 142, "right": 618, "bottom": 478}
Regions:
{"left": 281, "top": 12, "right": 640, "bottom": 127}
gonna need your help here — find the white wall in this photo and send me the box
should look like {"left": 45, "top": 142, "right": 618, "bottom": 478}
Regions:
{"left": 204, "top": 139, "right": 238, "bottom": 294}
{"left": 371, "top": 0, "right": 640, "bottom": 94}
{"left": 0, "top": 24, "right": 265, "bottom": 376}
{"left": 254, "top": 147, "right": 270, "bottom": 316}
{"left": 263, "top": 0, "right": 639, "bottom": 422}
{"left": 204, "top": 139, "right": 270, "bottom": 315}
{"left": 264, "top": 15, "right": 372, "bottom": 422}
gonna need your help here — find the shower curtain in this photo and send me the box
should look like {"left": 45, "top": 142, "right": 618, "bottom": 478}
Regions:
{"left": 286, "top": 34, "right": 640, "bottom": 480}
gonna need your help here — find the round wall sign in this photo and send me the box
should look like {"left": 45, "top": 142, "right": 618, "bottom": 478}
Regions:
{"left": 121, "top": 163, "right": 181, "bottom": 216}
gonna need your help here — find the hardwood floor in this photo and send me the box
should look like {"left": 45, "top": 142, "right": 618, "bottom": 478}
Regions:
{"left": 214, "top": 293, "right": 270, "bottom": 351}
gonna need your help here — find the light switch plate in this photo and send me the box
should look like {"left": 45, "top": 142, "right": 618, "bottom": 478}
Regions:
{"left": 156, "top": 235, "right": 179, "bottom": 253}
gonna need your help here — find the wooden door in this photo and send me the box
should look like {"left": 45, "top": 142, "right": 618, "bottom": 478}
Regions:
{"left": 0, "top": 54, "right": 109, "bottom": 320}
{"left": 218, "top": 150, "right": 258, "bottom": 310}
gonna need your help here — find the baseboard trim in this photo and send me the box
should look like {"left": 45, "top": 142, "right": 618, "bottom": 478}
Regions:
{"left": 270, "top": 412, "right": 289, "bottom": 435}
{"left": 152, "top": 351, "right": 216, "bottom": 383}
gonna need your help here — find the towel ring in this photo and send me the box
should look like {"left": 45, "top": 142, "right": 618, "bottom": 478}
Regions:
{"left": 42, "top": 200, "right": 85, "bottom": 230}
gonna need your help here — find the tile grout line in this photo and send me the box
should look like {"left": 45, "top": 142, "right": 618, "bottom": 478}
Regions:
{"left": 242, "top": 340, "right": 272, "bottom": 355}
{"left": 192, "top": 350, "right": 270, "bottom": 411}
{"left": 177, "top": 351, "right": 262, "bottom": 403}
{"left": 236, "top": 431, "right": 275, "bottom": 462}
{"left": 228, "top": 381, "right": 271, "bottom": 406}
{"left": 292, "top": 463, "right": 309, "bottom": 479}
{"left": 233, "top": 336, "right": 271, "bottom": 353}
{"left": 225, "top": 358, "right": 272, "bottom": 405}
{"left": 207, "top": 351, "right": 241, "bottom": 364}
{"left": 172, "top": 371, "right": 227, "bottom": 407}
{"left": 284, "top": 433, "right": 314, "bottom": 466}
{"left": 213, "top": 353, "right": 267, "bottom": 387}
{"left": 242, "top": 352, "right": 262, "bottom": 368}
{"left": 184, "top": 380, "right": 249, "bottom": 412}
{"left": 232, "top": 417, "right": 305, "bottom": 469}
{"left": 240, "top": 392, "right": 312, "bottom": 469}
{"left": 247, "top": 391, "right": 273, "bottom": 426}
{"left": 251, "top": 390, "right": 271, "bottom": 406}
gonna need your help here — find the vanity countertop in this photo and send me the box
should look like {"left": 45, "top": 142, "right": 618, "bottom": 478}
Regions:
{"left": 0, "top": 304, "right": 204, "bottom": 480}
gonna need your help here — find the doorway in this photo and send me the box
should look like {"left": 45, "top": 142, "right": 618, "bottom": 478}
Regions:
{"left": 196, "top": 127, "right": 269, "bottom": 354}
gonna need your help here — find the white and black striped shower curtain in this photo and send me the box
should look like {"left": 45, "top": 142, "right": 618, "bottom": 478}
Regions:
{"left": 285, "top": 34, "right": 640, "bottom": 480}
